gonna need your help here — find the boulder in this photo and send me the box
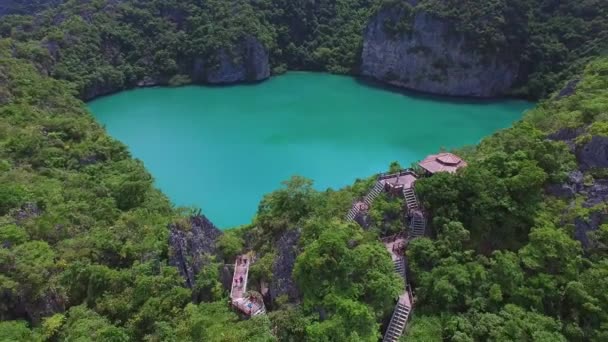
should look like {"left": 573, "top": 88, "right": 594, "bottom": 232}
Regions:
{"left": 361, "top": 9, "right": 519, "bottom": 97}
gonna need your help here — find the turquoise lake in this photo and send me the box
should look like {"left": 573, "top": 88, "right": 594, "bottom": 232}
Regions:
{"left": 88, "top": 72, "right": 533, "bottom": 228}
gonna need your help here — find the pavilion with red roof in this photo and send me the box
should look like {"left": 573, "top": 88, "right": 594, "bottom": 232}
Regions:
{"left": 418, "top": 153, "right": 467, "bottom": 174}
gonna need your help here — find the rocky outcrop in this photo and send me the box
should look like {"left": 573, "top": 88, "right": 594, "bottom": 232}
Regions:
{"left": 2, "top": 288, "right": 65, "bottom": 324}
{"left": 355, "top": 211, "right": 373, "bottom": 229}
{"left": 548, "top": 171, "right": 608, "bottom": 248}
{"left": 557, "top": 79, "right": 580, "bottom": 98}
{"left": 577, "top": 136, "right": 608, "bottom": 171}
{"left": 168, "top": 214, "right": 222, "bottom": 288}
{"left": 190, "top": 36, "right": 270, "bottom": 84}
{"left": 361, "top": 9, "right": 519, "bottom": 97}
{"left": 575, "top": 210, "right": 608, "bottom": 249}
{"left": 546, "top": 171, "right": 584, "bottom": 199}
{"left": 575, "top": 180, "right": 608, "bottom": 248}
{"left": 13, "top": 202, "right": 43, "bottom": 223}
{"left": 270, "top": 229, "right": 301, "bottom": 305}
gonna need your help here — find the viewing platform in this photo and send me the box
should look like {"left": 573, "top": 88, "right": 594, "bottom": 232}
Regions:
{"left": 230, "top": 253, "right": 266, "bottom": 316}
{"left": 378, "top": 169, "right": 418, "bottom": 192}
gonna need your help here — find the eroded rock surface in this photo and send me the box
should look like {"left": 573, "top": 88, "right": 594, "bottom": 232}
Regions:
{"left": 361, "top": 9, "right": 519, "bottom": 97}
{"left": 577, "top": 136, "right": 608, "bottom": 171}
{"left": 270, "top": 229, "right": 301, "bottom": 304}
{"left": 168, "top": 214, "right": 222, "bottom": 288}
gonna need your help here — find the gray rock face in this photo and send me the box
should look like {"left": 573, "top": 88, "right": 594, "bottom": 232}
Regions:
{"left": 192, "top": 36, "right": 270, "bottom": 84}
{"left": 555, "top": 176, "right": 608, "bottom": 249}
{"left": 13, "top": 202, "right": 43, "bottom": 223}
{"left": 270, "top": 229, "right": 301, "bottom": 304}
{"left": 577, "top": 136, "right": 608, "bottom": 170}
{"left": 355, "top": 211, "right": 373, "bottom": 229}
{"left": 585, "top": 179, "right": 608, "bottom": 208}
{"left": 361, "top": 10, "right": 519, "bottom": 97}
{"left": 546, "top": 170, "right": 584, "bottom": 199}
{"left": 168, "top": 215, "right": 222, "bottom": 288}
{"left": 557, "top": 79, "right": 580, "bottom": 98}
{"left": 575, "top": 211, "right": 607, "bottom": 249}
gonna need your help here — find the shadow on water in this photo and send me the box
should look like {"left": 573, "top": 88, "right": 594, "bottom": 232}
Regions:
{"left": 354, "top": 75, "right": 531, "bottom": 105}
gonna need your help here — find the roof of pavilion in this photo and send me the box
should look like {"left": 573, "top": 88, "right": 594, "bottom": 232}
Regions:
{"left": 418, "top": 153, "right": 467, "bottom": 174}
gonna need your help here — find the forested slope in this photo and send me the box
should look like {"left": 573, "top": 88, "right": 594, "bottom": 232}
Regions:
{"left": 0, "top": 0, "right": 607, "bottom": 341}
{"left": 406, "top": 59, "right": 608, "bottom": 341}
{"left": 1, "top": 0, "right": 606, "bottom": 98}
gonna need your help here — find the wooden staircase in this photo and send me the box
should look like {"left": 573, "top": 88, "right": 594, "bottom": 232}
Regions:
{"left": 383, "top": 302, "right": 412, "bottom": 342}
{"left": 393, "top": 258, "right": 405, "bottom": 279}
{"left": 345, "top": 181, "right": 384, "bottom": 222}
{"left": 383, "top": 239, "right": 413, "bottom": 342}
{"left": 410, "top": 213, "right": 426, "bottom": 239}
{"left": 345, "top": 205, "right": 358, "bottom": 222}
{"left": 402, "top": 187, "right": 419, "bottom": 211}
{"left": 365, "top": 181, "right": 385, "bottom": 206}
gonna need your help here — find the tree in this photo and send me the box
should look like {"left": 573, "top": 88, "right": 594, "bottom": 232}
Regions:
{"left": 174, "top": 302, "right": 274, "bottom": 341}
{"left": 403, "top": 315, "right": 442, "bottom": 341}
{"left": 59, "top": 306, "right": 129, "bottom": 342}
{"left": 217, "top": 231, "right": 244, "bottom": 262}
{"left": 194, "top": 260, "right": 224, "bottom": 303}
{"left": 0, "top": 321, "right": 40, "bottom": 342}
{"left": 0, "top": 183, "right": 26, "bottom": 215}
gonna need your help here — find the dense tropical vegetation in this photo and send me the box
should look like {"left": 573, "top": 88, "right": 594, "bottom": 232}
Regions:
{"left": 0, "top": 0, "right": 606, "bottom": 98}
{"left": 0, "top": 0, "right": 607, "bottom": 341}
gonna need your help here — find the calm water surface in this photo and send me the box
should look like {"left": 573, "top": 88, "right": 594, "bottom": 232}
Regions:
{"left": 88, "top": 72, "right": 532, "bottom": 228}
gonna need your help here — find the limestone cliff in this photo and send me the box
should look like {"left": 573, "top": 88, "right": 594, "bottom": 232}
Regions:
{"left": 78, "top": 35, "right": 270, "bottom": 100}
{"left": 269, "top": 229, "right": 301, "bottom": 305}
{"left": 361, "top": 8, "right": 519, "bottom": 97}
{"left": 168, "top": 214, "right": 223, "bottom": 288}
{"left": 194, "top": 37, "right": 270, "bottom": 84}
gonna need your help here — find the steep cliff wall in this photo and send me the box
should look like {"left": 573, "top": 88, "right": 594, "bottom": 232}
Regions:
{"left": 80, "top": 35, "right": 270, "bottom": 100}
{"left": 168, "top": 215, "right": 223, "bottom": 288}
{"left": 191, "top": 36, "right": 270, "bottom": 84}
{"left": 361, "top": 9, "right": 520, "bottom": 97}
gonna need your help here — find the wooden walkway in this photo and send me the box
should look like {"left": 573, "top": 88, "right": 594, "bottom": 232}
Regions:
{"left": 345, "top": 181, "right": 383, "bottom": 222}
{"left": 382, "top": 237, "right": 414, "bottom": 342}
{"left": 230, "top": 253, "right": 266, "bottom": 316}
{"left": 345, "top": 169, "right": 429, "bottom": 341}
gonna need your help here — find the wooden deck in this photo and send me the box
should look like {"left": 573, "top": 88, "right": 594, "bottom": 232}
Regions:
{"left": 232, "top": 296, "right": 265, "bottom": 316}
{"left": 379, "top": 170, "right": 418, "bottom": 190}
{"left": 383, "top": 235, "right": 408, "bottom": 262}
{"left": 230, "top": 254, "right": 250, "bottom": 300}
{"left": 230, "top": 253, "right": 266, "bottom": 316}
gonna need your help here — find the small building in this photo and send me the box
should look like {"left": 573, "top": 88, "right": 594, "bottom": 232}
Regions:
{"left": 418, "top": 153, "right": 467, "bottom": 175}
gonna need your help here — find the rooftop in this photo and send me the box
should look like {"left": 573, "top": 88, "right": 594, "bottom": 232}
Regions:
{"left": 418, "top": 153, "right": 467, "bottom": 174}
